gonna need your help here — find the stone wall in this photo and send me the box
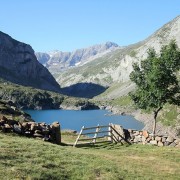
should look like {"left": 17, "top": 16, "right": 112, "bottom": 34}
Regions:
{"left": 125, "top": 129, "right": 180, "bottom": 147}
{"left": 0, "top": 115, "right": 61, "bottom": 144}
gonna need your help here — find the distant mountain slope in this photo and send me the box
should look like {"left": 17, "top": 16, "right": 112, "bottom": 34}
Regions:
{"left": 0, "top": 31, "right": 60, "bottom": 92}
{"left": 36, "top": 42, "right": 121, "bottom": 73}
{"left": 56, "top": 15, "right": 180, "bottom": 98}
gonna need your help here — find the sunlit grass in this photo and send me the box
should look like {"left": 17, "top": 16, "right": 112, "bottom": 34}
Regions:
{"left": 0, "top": 132, "right": 180, "bottom": 179}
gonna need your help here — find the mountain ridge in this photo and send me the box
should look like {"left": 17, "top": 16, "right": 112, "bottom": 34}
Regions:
{"left": 36, "top": 41, "right": 121, "bottom": 73}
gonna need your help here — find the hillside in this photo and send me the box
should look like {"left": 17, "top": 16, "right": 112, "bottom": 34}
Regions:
{"left": 36, "top": 42, "right": 120, "bottom": 73}
{"left": 0, "top": 78, "right": 98, "bottom": 110}
{"left": 0, "top": 31, "right": 60, "bottom": 92}
{"left": 56, "top": 16, "right": 180, "bottom": 99}
{"left": 0, "top": 132, "right": 180, "bottom": 179}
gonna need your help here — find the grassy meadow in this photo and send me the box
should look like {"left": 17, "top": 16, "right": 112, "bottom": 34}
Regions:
{"left": 0, "top": 132, "right": 180, "bottom": 180}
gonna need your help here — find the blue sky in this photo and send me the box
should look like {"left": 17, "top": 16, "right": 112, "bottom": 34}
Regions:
{"left": 0, "top": 0, "right": 180, "bottom": 52}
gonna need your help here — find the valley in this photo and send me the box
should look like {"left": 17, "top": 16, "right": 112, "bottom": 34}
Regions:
{"left": 1, "top": 2, "right": 180, "bottom": 180}
{"left": 0, "top": 16, "right": 180, "bottom": 138}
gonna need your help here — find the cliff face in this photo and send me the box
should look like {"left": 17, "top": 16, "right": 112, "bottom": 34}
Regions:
{"left": 0, "top": 31, "right": 60, "bottom": 92}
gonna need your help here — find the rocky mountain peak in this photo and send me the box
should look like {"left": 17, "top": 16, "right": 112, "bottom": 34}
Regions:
{"left": 0, "top": 31, "right": 60, "bottom": 92}
{"left": 104, "top": 41, "right": 119, "bottom": 48}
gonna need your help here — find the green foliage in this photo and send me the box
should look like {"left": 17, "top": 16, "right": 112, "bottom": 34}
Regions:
{"left": 130, "top": 40, "right": 180, "bottom": 112}
{"left": 0, "top": 78, "right": 97, "bottom": 110}
{"left": 130, "top": 40, "right": 180, "bottom": 133}
{"left": 129, "top": 50, "right": 137, "bottom": 57}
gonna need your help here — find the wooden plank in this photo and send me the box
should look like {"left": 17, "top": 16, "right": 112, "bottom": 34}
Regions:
{"left": 91, "top": 140, "right": 111, "bottom": 144}
{"left": 111, "top": 133, "right": 122, "bottom": 143}
{"left": 111, "top": 126, "right": 131, "bottom": 145}
{"left": 75, "top": 140, "right": 111, "bottom": 146}
{"left": 83, "top": 125, "right": 109, "bottom": 130}
{"left": 78, "top": 135, "right": 111, "bottom": 141}
{"left": 73, "top": 126, "right": 84, "bottom": 147}
{"left": 81, "top": 130, "right": 110, "bottom": 135}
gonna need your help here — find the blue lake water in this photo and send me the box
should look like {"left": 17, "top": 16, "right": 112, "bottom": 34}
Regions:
{"left": 25, "top": 109, "right": 144, "bottom": 132}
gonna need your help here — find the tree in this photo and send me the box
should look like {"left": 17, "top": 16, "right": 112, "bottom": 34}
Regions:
{"left": 129, "top": 40, "right": 180, "bottom": 136}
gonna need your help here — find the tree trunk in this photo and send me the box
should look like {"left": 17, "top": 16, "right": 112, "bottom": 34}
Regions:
{"left": 152, "top": 107, "right": 162, "bottom": 137}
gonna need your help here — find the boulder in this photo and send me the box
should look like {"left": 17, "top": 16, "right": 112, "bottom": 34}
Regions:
{"left": 43, "top": 137, "right": 50, "bottom": 141}
{"left": 13, "top": 124, "right": 22, "bottom": 134}
{"left": 155, "top": 136, "right": 162, "bottom": 142}
{"left": 175, "top": 143, "right": 180, "bottom": 148}
{"left": 161, "top": 137, "right": 166, "bottom": 143}
{"left": 166, "top": 136, "right": 174, "bottom": 143}
{"left": 133, "top": 138, "right": 138, "bottom": 143}
{"left": 133, "top": 131, "right": 140, "bottom": 136}
{"left": 174, "top": 139, "right": 180, "bottom": 144}
{"left": 169, "top": 142, "right": 176, "bottom": 147}
{"left": 35, "top": 130, "right": 42, "bottom": 134}
{"left": 142, "top": 130, "right": 149, "bottom": 138}
{"left": 24, "top": 131, "right": 31, "bottom": 136}
{"left": 7, "top": 119, "right": 18, "bottom": 126}
{"left": 30, "top": 123, "right": 38, "bottom": 131}
{"left": 164, "top": 141, "right": 171, "bottom": 146}
{"left": 34, "top": 133, "right": 43, "bottom": 138}
{"left": 50, "top": 122, "right": 61, "bottom": 144}
{"left": 142, "top": 136, "right": 146, "bottom": 142}
{"left": 150, "top": 140, "right": 158, "bottom": 145}
{"left": 158, "top": 141, "right": 164, "bottom": 147}
{"left": 0, "top": 116, "right": 8, "bottom": 121}
{"left": 22, "top": 122, "right": 28, "bottom": 128}
{"left": 42, "top": 129, "right": 50, "bottom": 135}
{"left": 4, "top": 124, "right": 11, "bottom": 129}
{"left": 146, "top": 137, "right": 152, "bottom": 142}
{"left": 128, "top": 129, "right": 133, "bottom": 133}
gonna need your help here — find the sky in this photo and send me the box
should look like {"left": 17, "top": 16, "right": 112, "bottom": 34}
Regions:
{"left": 0, "top": 0, "right": 180, "bottom": 52}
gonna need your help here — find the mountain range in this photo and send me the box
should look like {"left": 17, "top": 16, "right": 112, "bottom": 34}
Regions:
{"left": 0, "top": 15, "right": 180, "bottom": 100}
{"left": 47, "top": 15, "right": 180, "bottom": 98}
{"left": 35, "top": 42, "right": 120, "bottom": 74}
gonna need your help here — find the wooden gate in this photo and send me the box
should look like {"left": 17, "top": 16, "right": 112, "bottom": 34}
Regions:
{"left": 73, "top": 123, "right": 129, "bottom": 147}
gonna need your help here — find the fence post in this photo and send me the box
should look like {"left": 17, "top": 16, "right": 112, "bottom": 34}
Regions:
{"left": 92, "top": 124, "right": 100, "bottom": 144}
{"left": 108, "top": 123, "right": 113, "bottom": 142}
{"left": 73, "top": 126, "right": 84, "bottom": 147}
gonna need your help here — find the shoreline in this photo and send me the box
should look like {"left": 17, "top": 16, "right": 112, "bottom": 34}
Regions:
{"left": 103, "top": 105, "right": 178, "bottom": 138}
{"left": 22, "top": 103, "right": 178, "bottom": 138}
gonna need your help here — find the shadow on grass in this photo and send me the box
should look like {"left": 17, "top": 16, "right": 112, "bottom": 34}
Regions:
{"left": 74, "top": 141, "right": 131, "bottom": 150}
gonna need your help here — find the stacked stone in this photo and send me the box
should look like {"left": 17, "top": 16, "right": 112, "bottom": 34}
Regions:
{"left": 0, "top": 115, "right": 18, "bottom": 133}
{"left": 127, "top": 129, "right": 180, "bottom": 147}
{"left": 0, "top": 115, "right": 61, "bottom": 144}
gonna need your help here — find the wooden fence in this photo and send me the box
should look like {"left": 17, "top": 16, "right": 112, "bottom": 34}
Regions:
{"left": 73, "top": 123, "right": 130, "bottom": 147}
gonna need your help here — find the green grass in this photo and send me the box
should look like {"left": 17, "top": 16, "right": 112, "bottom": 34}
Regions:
{"left": 158, "top": 104, "right": 179, "bottom": 127}
{"left": 0, "top": 132, "right": 180, "bottom": 180}
{"left": 110, "top": 96, "right": 133, "bottom": 107}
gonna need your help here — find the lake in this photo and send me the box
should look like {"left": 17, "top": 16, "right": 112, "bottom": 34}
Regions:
{"left": 25, "top": 109, "right": 144, "bottom": 132}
